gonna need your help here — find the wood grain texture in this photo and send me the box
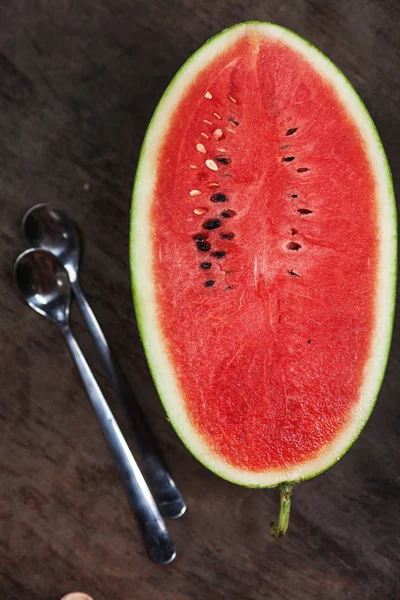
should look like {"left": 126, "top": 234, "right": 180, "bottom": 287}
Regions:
{"left": 0, "top": 1, "right": 399, "bottom": 599}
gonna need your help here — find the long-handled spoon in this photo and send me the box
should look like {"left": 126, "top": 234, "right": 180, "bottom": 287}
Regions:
{"left": 22, "top": 204, "right": 186, "bottom": 520}
{"left": 15, "top": 248, "right": 176, "bottom": 564}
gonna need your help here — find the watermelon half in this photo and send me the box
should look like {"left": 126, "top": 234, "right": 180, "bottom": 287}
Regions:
{"left": 130, "top": 22, "right": 397, "bottom": 536}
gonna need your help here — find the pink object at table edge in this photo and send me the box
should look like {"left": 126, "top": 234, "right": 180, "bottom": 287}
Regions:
{"left": 61, "top": 593, "right": 94, "bottom": 600}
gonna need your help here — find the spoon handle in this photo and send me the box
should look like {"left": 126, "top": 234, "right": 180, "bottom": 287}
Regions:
{"left": 60, "top": 324, "right": 176, "bottom": 565}
{"left": 70, "top": 279, "right": 186, "bottom": 520}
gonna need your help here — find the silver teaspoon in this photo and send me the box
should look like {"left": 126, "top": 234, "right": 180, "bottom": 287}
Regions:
{"left": 23, "top": 204, "right": 186, "bottom": 520}
{"left": 15, "top": 249, "right": 176, "bottom": 565}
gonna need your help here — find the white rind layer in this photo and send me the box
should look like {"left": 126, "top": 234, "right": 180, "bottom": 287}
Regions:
{"left": 130, "top": 22, "right": 397, "bottom": 487}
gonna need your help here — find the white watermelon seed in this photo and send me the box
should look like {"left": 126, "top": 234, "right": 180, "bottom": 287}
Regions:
{"left": 196, "top": 143, "right": 206, "bottom": 153}
{"left": 205, "top": 159, "right": 218, "bottom": 171}
{"left": 190, "top": 189, "right": 202, "bottom": 196}
{"left": 203, "top": 119, "right": 212, "bottom": 125}
{"left": 208, "top": 182, "right": 220, "bottom": 187}
{"left": 213, "top": 112, "right": 222, "bottom": 120}
{"left": 194, "top": 207, "right": 207, "bottom": 215}
{"left": 213, "top": 129, "right": 223, "bottom": 140}
{"left": 201, "top": 132, "right": 210, "bottom": 139}
{"left": 228, "top": 94, "right": 237, "bottom": 103}
{"left": 205, "top": 91, "right": 212, "bottom": 99}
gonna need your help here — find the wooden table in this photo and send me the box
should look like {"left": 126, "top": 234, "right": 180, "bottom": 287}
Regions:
{"left": 1, "top": 1, "right": 399, "bottom": 598}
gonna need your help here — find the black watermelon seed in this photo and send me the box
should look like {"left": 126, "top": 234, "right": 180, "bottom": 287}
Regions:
{"left": 221, "top": 212, "right": 231, "bottom": 218}
{"left": 212, "top": 251, "right": 226, "bottom": 258}
{"left": 288, "top": 270, "right": 300, "bottom": 277}
{"left": 291, "top": 194, "right": 298, "bottom": 198}
{"left": 210, "top": 193, "right": 227, "bottom": 203}
{"left": 215, "top": 157, "right": 231, "bottom": 165}
{"left": 287, "top": 242, "right": 301, "bottom": 251}
{"left": 193, "top": 235, "right": 205, "bottom": 243}
{"left": 307, "top": 339, "right": 311, "bottom": 344}
{"left": 198, "top": 243, "right": 211, "bottom": 251}
{"left": 229, "top": 117, "right": 240, "bottom": 126}
{"left": 286, "top": 128, "right": 298, "bottom": 136}
{"left": 291, "top": 228, "right": 298, "bottom": 235}
{"left": 297, "top": 167, "right": 310, "bottom": 173}
{"left": 282, "top": 156, "right": 295, "bottom": 162}
{"left": 205, "top": 280, "right": 215, "bottom": 287}
{"left": 200, "top": 262, "right": 212, "bottom": 269}
{"left": 225, "top": 285, "right": 232, "bottom": 290}
{"left": 203, "top": 219, "right": 222, "bottom": 230}
{"left": 220, "top": 233, "right": 234, "bottom": 240}
{"left": 297, "top": 208, "right": 313, "bottom": 215}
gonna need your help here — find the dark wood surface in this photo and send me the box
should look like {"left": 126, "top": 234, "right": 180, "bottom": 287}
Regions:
{"left": 1, "top": 1, "right": 399, "bottom": 599}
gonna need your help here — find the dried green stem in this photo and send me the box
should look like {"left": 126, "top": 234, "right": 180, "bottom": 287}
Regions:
{"left": 270, "top": 484, "right": 294, "bottom": 538}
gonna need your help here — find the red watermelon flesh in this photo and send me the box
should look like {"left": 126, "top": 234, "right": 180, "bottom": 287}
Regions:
{"left": 151, "top": 34, "right": 377, "bottom": 472}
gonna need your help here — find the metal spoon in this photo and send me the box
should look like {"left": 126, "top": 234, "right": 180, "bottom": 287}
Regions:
{"left": 15, "top": 249, "right": 176, "bottom": 564}
{"left": 23, "top": 204, "right": 186, "bottom": 520}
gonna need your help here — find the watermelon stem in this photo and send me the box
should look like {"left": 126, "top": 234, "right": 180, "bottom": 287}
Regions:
{"left": 270, "top": 483, "right": 293, "bottom": 538}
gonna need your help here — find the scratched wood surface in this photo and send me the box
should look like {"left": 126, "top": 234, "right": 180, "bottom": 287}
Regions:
{"left": 0, "top": 1, "right": 399, "bottom": 599}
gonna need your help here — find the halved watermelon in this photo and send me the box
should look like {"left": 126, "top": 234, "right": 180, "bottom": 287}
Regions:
{"left": 130, "top": 22, "right": 396, "bottom": 535}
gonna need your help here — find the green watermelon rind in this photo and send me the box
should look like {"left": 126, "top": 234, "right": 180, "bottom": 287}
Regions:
{"left": 130, "top": 22, "right": 397, "bottom": 488}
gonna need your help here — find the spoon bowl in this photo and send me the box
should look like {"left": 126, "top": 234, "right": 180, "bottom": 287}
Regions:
{"left": 23, "top": 204, "right": 80, "bottom": 282}
{"left": 15, "top": 248, "right": 71, "bottom": 325}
